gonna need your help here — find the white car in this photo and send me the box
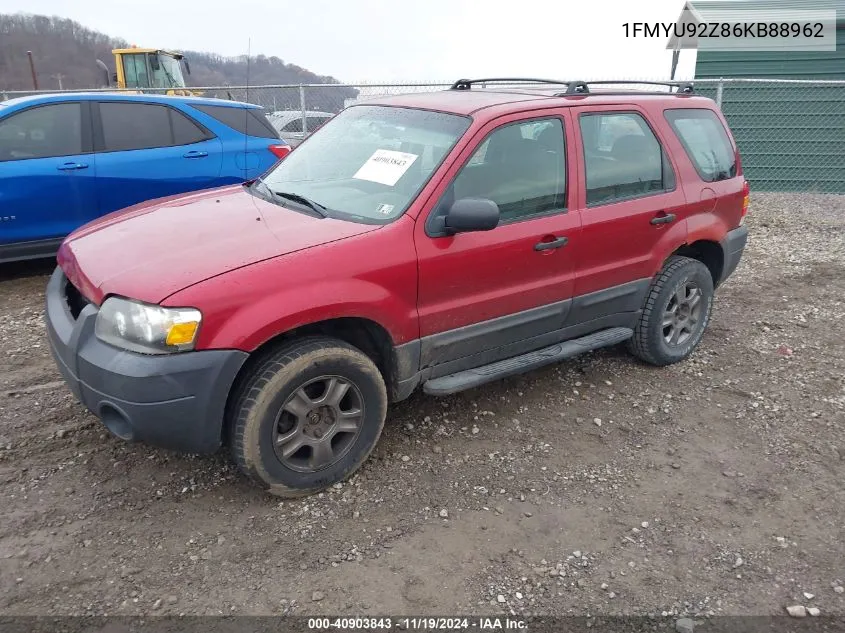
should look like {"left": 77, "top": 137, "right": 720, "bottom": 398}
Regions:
{"left": 268, "top": 110, "right": 334, "bottom": 147}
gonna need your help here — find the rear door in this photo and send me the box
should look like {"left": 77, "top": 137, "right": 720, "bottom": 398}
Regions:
{"left": 0, "top": 101, "right": 97, "bottom": 250}
{"left": 92, "top": 101, "right": 223, "bottom": 218}
{"left": 570, "top": 105, "right": 688, "bottom": 305}
{"left": 414, "top": 109, "right": 581, "bottom": 373}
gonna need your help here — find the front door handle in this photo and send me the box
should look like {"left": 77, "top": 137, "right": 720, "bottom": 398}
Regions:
{"left": 57, "top": 162, "right": 88, "bottom": 171}
{"left": 183, "top": 150, "right": 209, "bottom": 159}
{"left": 534, "top": 236, "right": 568, "bottom": 251}
{"left": 650, "top": 213, "right": 676, "bottom": 225}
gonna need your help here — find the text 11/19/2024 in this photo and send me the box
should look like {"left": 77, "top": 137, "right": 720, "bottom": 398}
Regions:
{"left": 307, "top": 617, "right": 529, "bottom": 630}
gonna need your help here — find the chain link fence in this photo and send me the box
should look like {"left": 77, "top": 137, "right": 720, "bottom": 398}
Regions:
{"left": 693, "top": 78, "right": 845, "bottom": 194}
{"left": 2, "top": 78, "right": 844, "bottom": 193}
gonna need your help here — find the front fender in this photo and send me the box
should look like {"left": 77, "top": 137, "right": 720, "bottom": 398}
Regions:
{"left": 209, "top": 278, "right": 417, "bottom": 351}
{"left": 163, "top": 232, "right": 420, "bottom": 353}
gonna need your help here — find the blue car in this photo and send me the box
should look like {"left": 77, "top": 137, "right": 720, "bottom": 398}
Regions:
{"left": 0, "top": 93, "right": 290, "bottom": 263}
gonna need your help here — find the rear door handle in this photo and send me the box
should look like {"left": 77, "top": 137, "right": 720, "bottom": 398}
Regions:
{"left": 57, "top": 162, "right": 88, "bottom": 171}
{"left": 650, "top": 213, "right": 676, "bottom": 225}
{"left": 183, "top": 150, "right": 208, "bottom": 159}
{"left": 534, "top": 236, "right": 568, "bottom": 251}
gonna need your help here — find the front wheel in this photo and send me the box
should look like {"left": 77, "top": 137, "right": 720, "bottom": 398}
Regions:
{"left": 627, "top": 256, "right": 714, "bottom": 366}
{"left": 229, "top": 337, "right": 388, "bottom": 497}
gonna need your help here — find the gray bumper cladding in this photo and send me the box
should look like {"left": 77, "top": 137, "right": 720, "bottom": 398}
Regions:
{"left": 44, "top": 267, "right": 248, "bottom": 454}
{"left": 720, "top": 225, "right": 749, "bottom": 284}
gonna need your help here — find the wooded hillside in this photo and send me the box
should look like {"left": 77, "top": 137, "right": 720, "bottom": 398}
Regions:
{"left": 0, "top": 13, "right": 348, "bottom": 92}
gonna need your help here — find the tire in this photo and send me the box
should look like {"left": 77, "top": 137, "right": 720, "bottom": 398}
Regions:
{"left": 627, "top": 256, "right": 714, "bottom": 367}
{"left": 229, "top": 336, "right": 388, "bottom": 498}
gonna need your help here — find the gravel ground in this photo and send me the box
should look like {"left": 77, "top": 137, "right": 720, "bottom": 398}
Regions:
{"left": 0, "top": 193, "right": 843, "bottom": 619}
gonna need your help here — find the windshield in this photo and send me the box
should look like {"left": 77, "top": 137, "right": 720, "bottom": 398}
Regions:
{"left": 150, "top": 53, "right": 186, "bottom": 89}
{"left": 257, "top": 105, "right": 471, "bottom": 223}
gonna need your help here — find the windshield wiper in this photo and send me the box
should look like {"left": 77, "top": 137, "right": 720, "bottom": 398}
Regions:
{"left": 248, "top": 180, "right": 328, "bottom": 218}
{"left": 271, "top": 190, "right": 329, "bottom": 218}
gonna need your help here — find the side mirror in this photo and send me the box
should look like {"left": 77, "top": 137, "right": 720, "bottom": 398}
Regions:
{"left": 444, "top": 198, "right": 500, "bottom": 233}
{"left": 184, "top": 59, "right": 192, "bottom": 75}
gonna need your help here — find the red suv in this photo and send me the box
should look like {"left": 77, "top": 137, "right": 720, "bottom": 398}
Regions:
{"left": 46, "top": 79, "right": 749, "bottom": 497}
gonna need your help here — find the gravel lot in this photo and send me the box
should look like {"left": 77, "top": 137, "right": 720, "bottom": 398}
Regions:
{"left": 1, "top": 193, "right": 843, "bottom": 619}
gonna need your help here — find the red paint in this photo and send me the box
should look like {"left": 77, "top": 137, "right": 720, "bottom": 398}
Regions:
{"left": 60, "top": 185, "right": 380, "bottom": 306}
{"left": 414, "top": 108, "right": 581, "bottom": 336}
{"left": 58, "top": 91, "right": 744, "bottom": 354}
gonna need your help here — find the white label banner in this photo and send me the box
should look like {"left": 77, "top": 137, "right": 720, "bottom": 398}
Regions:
{"left": 353, "top": 149, "right": 419, "bottom": 186}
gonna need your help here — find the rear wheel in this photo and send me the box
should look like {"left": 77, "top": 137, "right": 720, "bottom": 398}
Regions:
{"left": 627, "top": 256, "right": 714, "bottom": 366}
{"left": 229, "top": 337, "right": 387, "bottom": 497}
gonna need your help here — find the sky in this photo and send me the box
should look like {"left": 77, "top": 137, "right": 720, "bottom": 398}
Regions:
{"left": 5, "top": 0, "right": 698, "bottom": 82}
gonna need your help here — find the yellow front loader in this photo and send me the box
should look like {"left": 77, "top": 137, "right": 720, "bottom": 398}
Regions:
{"left": 96, "top": 46, "right": 200, "bottom": 96}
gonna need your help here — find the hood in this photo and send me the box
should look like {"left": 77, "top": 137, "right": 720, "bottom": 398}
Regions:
{"left": 59, "top": 185, "right": 380, "bottom": 305}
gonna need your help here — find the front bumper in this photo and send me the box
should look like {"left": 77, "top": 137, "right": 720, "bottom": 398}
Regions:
{"left": 45, "top": 267, "right": 248, "bottom": 454}
{"left": 718, "top": 224, "right": 749, "bottom": 285}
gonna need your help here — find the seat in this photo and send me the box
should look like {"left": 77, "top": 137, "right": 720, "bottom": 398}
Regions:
{"left": 535, "top": 125, "right": 561, "bottom": 153}
{"left": 449, "top": 124, "right": 565, "bottom": 219}
{"left": 488, "top": 135, "right": 564, "bottom": 219}
{"left": 581, "top": 134, "right": 662, "bottom": 202}
{"left": 611, "top": 135, "right": 661, "bottom": 179}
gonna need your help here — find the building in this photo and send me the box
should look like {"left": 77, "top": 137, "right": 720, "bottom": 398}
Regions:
{"left": 669, "top": 0, "right": 845, "bottom": 192}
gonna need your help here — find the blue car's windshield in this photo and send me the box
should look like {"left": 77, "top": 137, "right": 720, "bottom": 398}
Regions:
{"left": 257, "top": 105, "right": 470, "bottom": 223}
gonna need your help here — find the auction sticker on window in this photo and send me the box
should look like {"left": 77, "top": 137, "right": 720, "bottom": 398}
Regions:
{"left": 353, "top": 149, "right": 418, "bottom": 186}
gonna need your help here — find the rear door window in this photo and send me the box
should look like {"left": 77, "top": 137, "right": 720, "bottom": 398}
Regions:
{"left": 99, "top": 102, "right": 212, "bottom": 151}
{"left": 665, "top": 108, "right": 737, "bottom": 182}
{"left": 100, "top": 102, "right": 172, "bottom": 151}
{"left": 0, "top": 103, "right": 83, "bottom": 161}
{"left": 579, "top": 112, "right": 675, "bottom": 206}
{"left": 192, "top": 104, "right": 280, "bottom": 139}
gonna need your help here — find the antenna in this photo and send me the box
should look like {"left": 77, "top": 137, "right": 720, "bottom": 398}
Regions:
{"left": 243, "top": 38, "right": 251, "bottom": 183}
{"left": 242, "top": 38, "right": 266, "bottom": 226}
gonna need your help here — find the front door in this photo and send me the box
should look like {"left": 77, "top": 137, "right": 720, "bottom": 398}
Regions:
{"left": 414, "top": 110, "right": 581, "bottom": 373}
{"left": 0, "top": 101, "right": 97, "bottom": 254}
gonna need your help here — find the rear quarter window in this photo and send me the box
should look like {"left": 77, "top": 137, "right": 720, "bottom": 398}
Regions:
{"left": 171, "top": 108, "right": 212, "bottom": 145}
{"left": 192, "top": 104, "right": 280, "bottom": 139}
{"left": 665, "top": 108, "right": 737, "bottom": 182}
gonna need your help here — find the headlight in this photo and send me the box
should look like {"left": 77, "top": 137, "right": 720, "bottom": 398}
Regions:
{"left": 95, "top": 297, "right": 202, "bottom": 354}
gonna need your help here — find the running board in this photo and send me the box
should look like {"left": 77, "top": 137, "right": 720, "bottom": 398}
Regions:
{"left": 422, "top": 327, "right": 633, "bottom": 396}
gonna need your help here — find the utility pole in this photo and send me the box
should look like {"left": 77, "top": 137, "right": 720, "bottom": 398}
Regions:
{"left": 26, "top": 51, "right": 39, "bottom": 90}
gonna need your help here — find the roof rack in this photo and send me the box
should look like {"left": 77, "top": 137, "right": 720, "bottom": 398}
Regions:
{"left": 552, "top": 80, "right": 695, "bottom": 96}
{"left": 450, "top": 78, "right": 569, "bottom": 91}
{"left": 449, "top": 78, "right": 695, "bottom": 95}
